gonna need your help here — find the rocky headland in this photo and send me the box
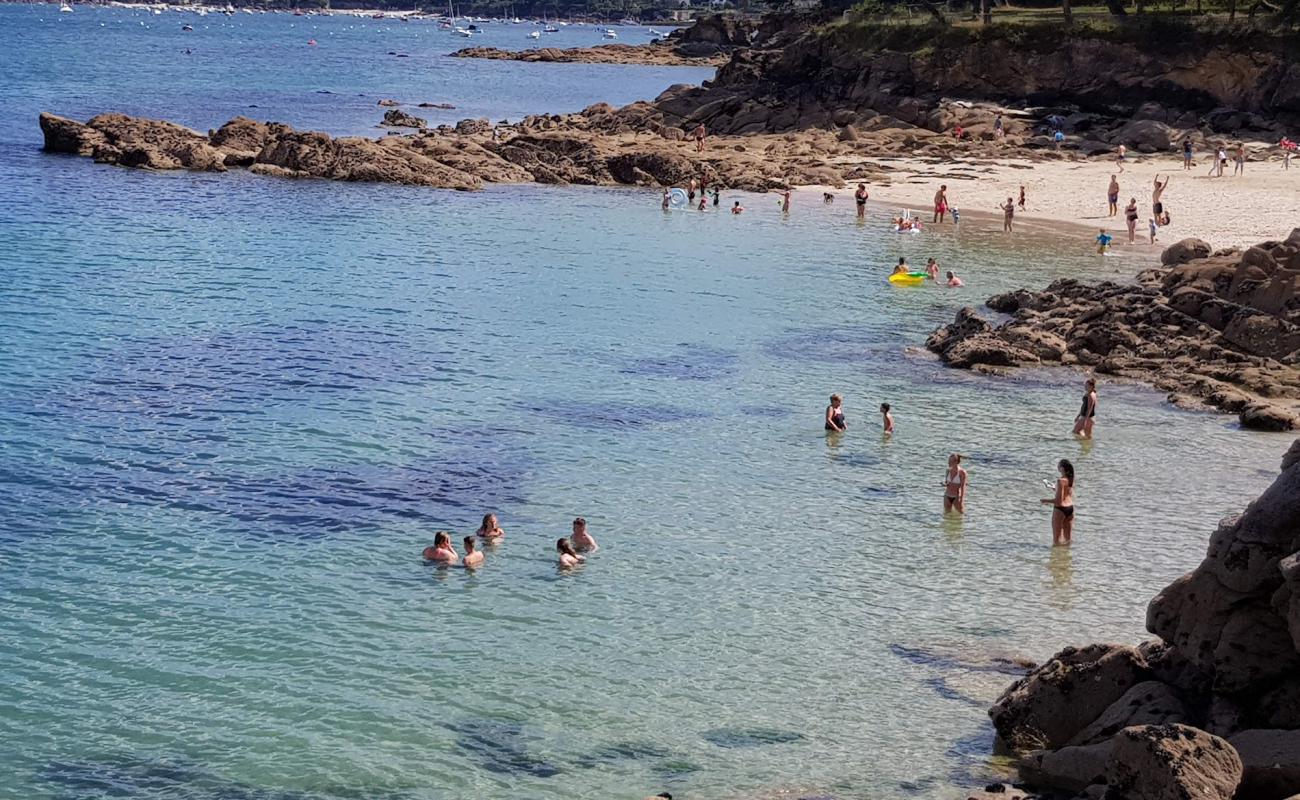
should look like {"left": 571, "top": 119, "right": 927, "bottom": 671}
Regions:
{"left": 982, "top": 438, "right": 1300, "bottom": 800}
{"left": 926, "top": 233, "right": 1300, "bottom": 432}
{"left": 449, "top": 43, "right": 728, "bottom": 67}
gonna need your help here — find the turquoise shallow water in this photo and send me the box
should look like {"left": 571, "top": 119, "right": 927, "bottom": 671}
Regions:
{"left": 0, "top": 6, "right": 1292, "bottom": 800}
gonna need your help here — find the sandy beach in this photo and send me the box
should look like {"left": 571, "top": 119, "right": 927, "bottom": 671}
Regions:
{"left": 846, "top": 152, "right": 1297, "bottom": 251}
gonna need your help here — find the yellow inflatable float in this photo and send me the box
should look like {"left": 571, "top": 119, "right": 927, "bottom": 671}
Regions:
{"left": 888, "top": 271, "right": 929, "bottom": 286}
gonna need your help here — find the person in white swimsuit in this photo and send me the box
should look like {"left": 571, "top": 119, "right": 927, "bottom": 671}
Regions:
{"left": 943, "top": 453, "right": 968, "bottom": 514}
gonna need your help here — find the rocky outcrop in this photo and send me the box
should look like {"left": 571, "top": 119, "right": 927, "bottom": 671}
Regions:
{"left": 39, "top": 109, "right": 870, "bottom": 192}
{"left": 381, "top": 108, "right": 426, "bottom": 129}
{"left": 989, "top": 441, "right": 1300, "bottom": 800}
{"left": 451, "top": 42, "right": 728, "bottom": 67}
{"left": 926, "top": 234, "right": 1300, "bottom": 431}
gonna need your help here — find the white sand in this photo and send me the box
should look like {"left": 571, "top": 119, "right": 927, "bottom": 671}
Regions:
{"left": 825, "top": 153, "right": 1298, "bottom": 250}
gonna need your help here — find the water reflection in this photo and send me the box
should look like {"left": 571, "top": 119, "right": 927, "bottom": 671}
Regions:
{"left": 1047, "top": 546, "right": 1075, "bottom": 610}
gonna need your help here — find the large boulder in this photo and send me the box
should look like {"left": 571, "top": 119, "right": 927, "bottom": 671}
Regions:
{"left": 1068, "top": 681, "right": 1190, "bottom": 746}
{"left": 382, "top": 108, "right": 426, "bottom": 129}
{"left": 1105, "top": 724, "right": 1242, "bottom": 800}
{"left": 1110, "top": 118, "right": 1174, "bottom": 153}
{"left": 1163, "top": 238, "right": 1214, "bottom": 266}
{"left": 39, "top": 112, "right": 106, "bottom": 156}
{"left": 990, "top": 644, "right": 1151, "bottom": 752}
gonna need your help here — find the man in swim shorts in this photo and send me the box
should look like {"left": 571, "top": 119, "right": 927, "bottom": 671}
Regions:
{"left": 1151, "top": 174, "right": 1169, "bottom": 222}
{"left": 1107, "top": 175, "right": 1119, "bottom": 217}
{"left": 933, "top": 185, "right": 948, "bottom": 224}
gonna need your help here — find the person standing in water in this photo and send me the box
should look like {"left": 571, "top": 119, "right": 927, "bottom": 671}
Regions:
{"left": 780, "top": 189, "right": 791, "bottom": 215}
{"left": 933, "top": 185, "right": 949, "bottom": 224}
{"left": 462, "top": 536, "right": 484, "bottom": 568}
{"left": 476, "top": 513, "right": 505, "bottom": 540}
{"left": 1107, "top": 175, "right": 1120, "bottom": 217}
{"left": 661, "top": 188, "right": 670, "bottom": 211}
{"left": 999, "top": 197, "right": 1015, "bottom": 232}
{"left": 556, "top": 538, "right": 584, "bottom": 568}
{"left": 570, "top": 517, "right": 598, "bottom": 552}
{"left": 855, "top": 183, "right": 869, "bottom": 219}
{"left": 825, "top": 394, "right": 846, "bottom": 432}
{"left": 943, "top": 454, "right": 968, "bottom": 514}
{"left": 711, "top": 187, "right": 720, "bottom": 207}
{"left": 731, "top": 201, "right": 744, "bottom": 215}
{"left": 1041, "top": 459, "right": 1076, "bottom": 546}
{"left": 1017, "top": 185, "right": 1026, "bottom": 211}
{"left": 1073, "top": 377, "right": 1098, "bottom": 438}
{"left": 925, "top": 258, "right": 940, "bottom": 280}
{"left": 879, "top": 402, "right": 894, "bottom": 434}
{"left": 422, "top": 531, "right": 459, "bottom": 565}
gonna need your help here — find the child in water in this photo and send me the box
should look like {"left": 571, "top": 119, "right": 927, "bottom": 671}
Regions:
{"left": 462, "top": 536, "right": 484, "bottom": 568}
{"left": 731, "top": 201, "right": 744, "bottom": 215}
{"left": 945, "top": 270, "right": 964, "bottom": 287}
{"left": 879, "top": 403, "right": 894, "bottom": 434}
{"left": 1095, "top": 229, "right": 1113, "bottom": 254}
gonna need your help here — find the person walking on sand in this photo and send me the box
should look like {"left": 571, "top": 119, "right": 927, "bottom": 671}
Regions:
{"left": 1210, "top": 146, "right": 1226, "bottom": 177}
{"left": 1233, "top": 144, "right": 1246, "bottom": 176}
{"left": 1149, "top": 218, "right": 1158, "bottom": 245}
{"left": 879, "top": 402, "right": 894, "bottom": 434}
{"left": 693, "top": 123, "right": 706, "bottom": 153}
{"left": 943, "top": 453, "right": 968, "bottom": 515}
{"left": 1115, "top": 143, "right": 1127, "bottom": 173}
{"left": 999, "top": 196, "right": 1015, "bottom": 232}
{"left": 1124, "top": 197, "right": 1138, "bottom": 244}
{"left": 825, "top": 393, "right": 847, "bottom": 432}
{"left": 1182, "top": 138, "right": 1194, "bottom": 170}
{"left": 1017, "top": 185, "right": 1026, "bottom": 211}
{"left": 993, "top": 112, "right": 1004, "bottom": 141}
{"left": 855, "top": 183, "right": 868, "bottom": 219}
{"left": 1073, "top": 377, "right": 1098, "bottom": 438}
{"left": 1040, "top": 459, "right": 1075, "bottom": 546}
{"left": 1107, "top": 175, "right": 1119, "bottom": 217}
{"left": 933, "top": 185, "right": 949, "bottom": 224}
{"left": 1152, "top": 174, "right": 1169, "bottom": 221}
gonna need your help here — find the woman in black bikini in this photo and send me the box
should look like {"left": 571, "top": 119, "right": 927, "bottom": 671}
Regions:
{"left": 1124, "top": 198, "right": 1138, "bottom": 244}
{"left": 1041, "top": 459, "right": 1075, "bottom": 546}
{"left": 825, "top": 394, "right": 846, "bottom": 433}
{"left": 854, "top": 184, "right": 868, "bottom": 220}
{"left": 1072, "top": 377, "right": 1097, "bottom": 438}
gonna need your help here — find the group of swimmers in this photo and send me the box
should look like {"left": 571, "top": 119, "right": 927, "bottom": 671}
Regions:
{"left": 822, "top": 376, "right": 1095, "bottom": 546}
{"left": 422, "top": 514, "right": 599, "bottom": 569}
{"left": 890, "top": 257, "right": 964, "bottom": 286}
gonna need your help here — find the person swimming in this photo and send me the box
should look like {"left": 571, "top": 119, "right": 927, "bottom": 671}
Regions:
{"left": 731, "top": 201, "right": 744, "bottom": 214}
{"left": 1040, "top": 459, "right": 1075, "bottom": 546}
{"left": 879, "top": 402, "right": 893, "bottom": 434}
{"left": 825, "top": 393, "right": 846, "bottom": 432}
{"left": 1073, "top": 377, "right": 1098, "bottom": 438}
{"left": 570, "top": 517, "right": 598, "bottom": 552}
{"left": 422, "top": 531, "right": 459, "bottom": 565}
{"left": 945, "top": 270, "right": 964, "bottom": 287}
{"left": 943, "top": 453, "right": 967, "bottom": 514}
{"left": 892, "top": 257, "right": 909, "bottom": 275}
{"left": 925, "top": 258, "right": 940, "bottom": 280}
{"left": 476, "top": 513, "right": 505, "bottom": 539}
{"left": 462, "top": 536, "right": 484, "bottom": 568}
{"left": 556, "top": 537, "right": 585, "bottom": 568}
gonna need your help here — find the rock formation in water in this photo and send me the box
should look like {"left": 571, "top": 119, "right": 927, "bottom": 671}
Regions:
{"left": 451, "top": 42, "right": 728, "bottom": 67}
{"left": 987, "top": 439, "right": 1300, "bottom": 799}
{"left": 926, "top": 234, "right": 1300, "bottom": 431}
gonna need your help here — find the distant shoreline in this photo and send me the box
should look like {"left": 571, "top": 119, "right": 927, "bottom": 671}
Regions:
{"left": 5, "top": 0, "right": 692, "bottom": 25}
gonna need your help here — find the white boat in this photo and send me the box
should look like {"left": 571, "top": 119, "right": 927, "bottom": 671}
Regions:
{"left": 602, "top": 28, "right": 617, "bottom": 38}
{"left": 452, "top": 26, "right": 471, "bottom": 36}
{"left": 59, "top": 3, "right": 73, "bottom": 11}
{"left": 527, "top": 30, "right": 540, "bottom": 38}
{"left": 542, "top": 24, "right": 557, "bottom": 32}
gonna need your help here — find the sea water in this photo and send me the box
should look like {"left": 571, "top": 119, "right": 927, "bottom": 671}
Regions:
{"left": 0, "top": 6, "right": 1289, "bottom": 800}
